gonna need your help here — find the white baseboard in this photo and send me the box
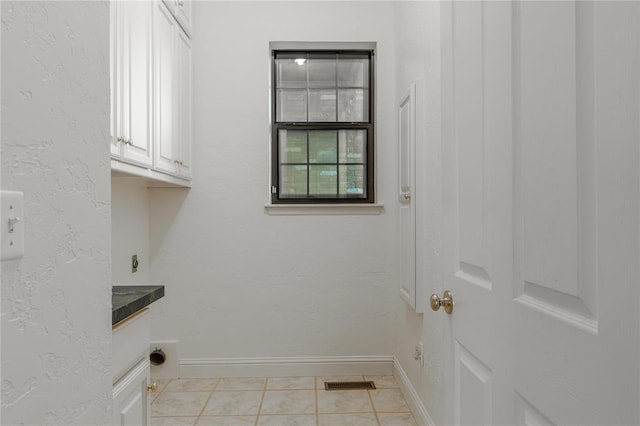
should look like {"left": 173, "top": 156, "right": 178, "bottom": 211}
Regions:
{"left": 393, "top": 357, "right": 435, "bottom": 426}
{"left": 179, "top": 355, "right": 394, "bottom": 378}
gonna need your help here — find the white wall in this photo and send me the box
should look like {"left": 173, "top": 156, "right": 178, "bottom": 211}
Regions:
{"left": 112, "top": 180, "right": 150, "bottom": 284}
{"left": 148, "top": 1, "right": 398, "bottom": 363}
{"left": 1, "top": 1, "right": 112, "bottom": 424}
{"left": 393, "top": 2, "right": 446, "bottom": 424}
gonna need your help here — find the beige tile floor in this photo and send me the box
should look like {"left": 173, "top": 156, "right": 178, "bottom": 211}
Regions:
{"left": 150, "top": 375, "right": 418, "bottom": 426}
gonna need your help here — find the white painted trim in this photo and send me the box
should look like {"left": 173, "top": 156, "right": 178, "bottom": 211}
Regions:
{"left": 179, "top": 355, "right": 393, "bottom": 378}
{"left": 393, "top": 357, "right": 435, "bottom": 426}
{"left": 111, "top": 159, "right": 192, "bottom": 188}
{"left": 113, "top": 358, "right": 150, "bottom": 399}
{"left": 264, "top": 203, "right": 385, "bottom": 216}
{"left": 270, "top": 41, "right": 376, "bottom": 52}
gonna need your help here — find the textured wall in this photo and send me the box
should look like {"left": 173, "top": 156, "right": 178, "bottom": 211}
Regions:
{"left": 112, "top": 180, "right": 150, "bottom": 285}
{"left": 393, "top": 2, "right": 446, "bottom": 424}
{"left": 148, "top": 1, "right": 398, "bottom": 361}
{"left": 1, "top": 1, "right": 112, "bottom": 424}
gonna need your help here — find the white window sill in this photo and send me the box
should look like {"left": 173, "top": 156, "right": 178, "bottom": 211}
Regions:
{"left": 264, "top": 203, "right": 385, "bottom": 216}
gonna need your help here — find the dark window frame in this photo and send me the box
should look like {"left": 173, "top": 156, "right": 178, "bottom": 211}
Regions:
{"left": 271, "top": 48, "right": 375, "bottom": 204}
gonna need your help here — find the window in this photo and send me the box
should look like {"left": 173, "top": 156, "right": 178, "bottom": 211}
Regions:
{"left": 271, "top": 44, "right": 375, "bottom": 204}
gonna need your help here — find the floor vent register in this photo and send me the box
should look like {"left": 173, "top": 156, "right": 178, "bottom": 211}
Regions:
{"left": 324, "top": 381, "right": 376, "bottom": 391}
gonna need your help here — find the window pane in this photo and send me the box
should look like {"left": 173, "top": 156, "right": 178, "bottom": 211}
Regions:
{"left": 309, "top": 131, "right": 337, "bottom": 164}
{"left": 338, "top": 89, "right": 368, "bottom": 122}
{"left": 272, "top": 48, "right": 373, "bottom": 203}
{"left": 338, "top": 130, "right": 366, "bottom": 163}
{"left": 309, "top": 165, "right": 337, "bottom": 196}
{"left": 277, "top": 89, "right": 307, "bottom": 122}
{"left": 339, "top": 165, "right": 365, "bottom": 196}
{"left": 309, "top": 89, "right": 336, "bottom": 122}
{"left": 338, "top": 57, "right": 369, "bottom": 88}
{"left": 280, "top": 165, "right": 307, "bottom": 197}
{"left": 308, "top": 54, "right": 336, "bottom": 88}
{"left": 279, "top": 130, "right": 307, "bottom": 163}
{"left": 276, "top": 54, "right": 307, "bottom": 88}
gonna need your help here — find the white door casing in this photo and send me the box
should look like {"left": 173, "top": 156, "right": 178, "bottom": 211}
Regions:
{"left": 440, "top": 1, "right": 639, "bottom": 425}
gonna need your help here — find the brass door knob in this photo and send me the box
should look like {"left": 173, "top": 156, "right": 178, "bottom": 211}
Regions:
{"left": 430, "top": 290, "right": 453, "bottom": 314}
{"left": 146, "top": 382, "right": 158, "bottom": 393}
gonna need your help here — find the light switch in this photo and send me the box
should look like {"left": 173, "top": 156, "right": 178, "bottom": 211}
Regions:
{"left": 2, "top": 191, "right": 25, "bottom": 261}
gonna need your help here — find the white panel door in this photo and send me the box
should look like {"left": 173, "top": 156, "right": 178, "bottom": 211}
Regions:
{"left": 440, "top": 1, "right": 639, "bottom": 424}
{"left": 399, "top": 84, "right": 418, "bottom": 312}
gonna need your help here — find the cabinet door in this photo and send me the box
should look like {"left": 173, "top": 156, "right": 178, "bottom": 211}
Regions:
{"left": 113, "top": 359, "right": 150, "bottom": 426}
{"left": 154, "top": 0, "right": 179, "bottom": 175}
{"left": 398, "top": 84, "right": 418, "bottom": 311}
{"left": 110, "top": 0, "right": 123, "bottom": 159}
{"left": 176, "top": 28, "right": 192, "bottom": 178}
{"left": 121, "top": 0, "right": 153, "bottom": 167}
{"left": 174, "top": 0, "right": 192, "bottom": 38}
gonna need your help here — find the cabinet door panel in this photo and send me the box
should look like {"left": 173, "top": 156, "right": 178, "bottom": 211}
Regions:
{"left": 120, "top": 391, "right": 143, "bottom": 425}
{"left": 111, "top": 0, "right": 123, "bottom": 158}
{"left": 154, "top": 1, "right": 178, "bottom": 175}
{"left": 177, "top": 28, "right": 192, "bottom": 178}
{"left": 113, "top": 359, "right": 150, "bottom": 426}
{"left": 398, "top": 85, "right": 417, "bottom": 311}
{"left": 122, "top": 0, "right": 153, "bottom": 167}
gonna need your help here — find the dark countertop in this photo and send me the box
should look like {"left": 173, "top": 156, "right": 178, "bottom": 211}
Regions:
{"left": 112, "top": 285, "right": 165, "bottom": 325}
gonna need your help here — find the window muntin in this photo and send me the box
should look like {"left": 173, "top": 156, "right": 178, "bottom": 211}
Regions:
{"left": 278, "top": 129, "right": 367, "bottom": 199}
{"left": 272, "top": 49, "right": 374, "bottom": 203}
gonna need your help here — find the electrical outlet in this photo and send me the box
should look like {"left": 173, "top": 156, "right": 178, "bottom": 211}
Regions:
{"left": 131, "top": 254, "right": 139, "bottom": 273}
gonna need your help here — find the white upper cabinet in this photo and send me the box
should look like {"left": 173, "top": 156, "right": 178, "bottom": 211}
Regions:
{"left": 110, "top": 0, "right": 193, "bottom": 187}
{"left": 111, "top": 0, "right": 154, "bottom": 168}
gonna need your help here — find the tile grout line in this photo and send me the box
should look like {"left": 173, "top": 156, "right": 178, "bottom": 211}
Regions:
{"left": 150, "top": 378, "right": 170, "bottom": 419}
{"left": 151, "top": 376, "right": 415, "bottom": 425}
{"left": 315, "top": 376, "right": 320, "bottom": 426}
{"left": 367, "top": 387, "right": 382, "bottom": 426}
{"left": 253, "top": 377, "right": 268, "bottom": 426}
{"left": 194, "top": 378, "right": 219, "bottom": 423}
